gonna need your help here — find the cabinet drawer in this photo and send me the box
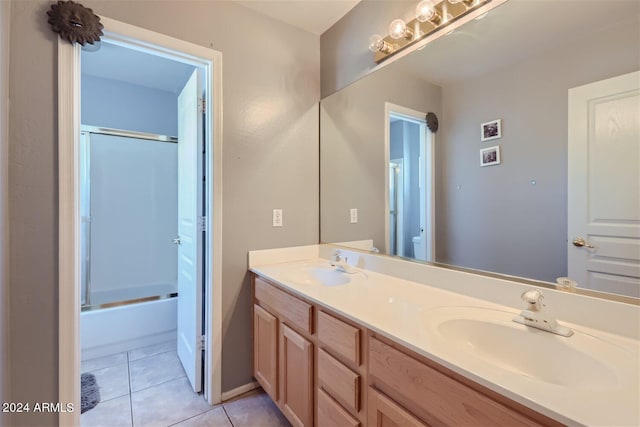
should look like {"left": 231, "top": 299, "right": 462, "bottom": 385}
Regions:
{"left": 318, "top": 388, "right": 360, "bottom": 427}
{"left": 369, "top": 337, "right": 544, "bottom": 426}
{"left": 255, "top": 277, "right": 313, "bottom": 334}
{"left": 318, "top": 310, "right": 361, "bottom": 365}
{"left": 318, "top": 348, "right": 360, "bottom": 413}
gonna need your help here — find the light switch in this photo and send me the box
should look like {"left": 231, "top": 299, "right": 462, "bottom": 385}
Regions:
{"left": 350, "top": 208, "right": 358, "bottom": 224}
{"left": 273, "top": 209, "right": 283, "bottom": 227}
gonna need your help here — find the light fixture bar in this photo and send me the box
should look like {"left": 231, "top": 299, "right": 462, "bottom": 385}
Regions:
{"left": 371, "top": 0, "right": 492, "bottom": 63}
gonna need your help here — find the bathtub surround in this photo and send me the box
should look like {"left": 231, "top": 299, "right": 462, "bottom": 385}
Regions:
{"left": 84, "top": 133, "right": 178, "bottom": 300}
{"left": 81, "top": 297, "right": 178, "bottom": 360}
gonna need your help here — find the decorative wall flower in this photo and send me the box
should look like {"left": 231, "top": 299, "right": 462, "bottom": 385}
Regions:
{"left": 47, "top": 1, "right": 103, "bottom": 46}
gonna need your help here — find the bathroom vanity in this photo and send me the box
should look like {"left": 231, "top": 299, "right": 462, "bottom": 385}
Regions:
{"left": 249, "top": 245, "right": 640, "bottom": 427}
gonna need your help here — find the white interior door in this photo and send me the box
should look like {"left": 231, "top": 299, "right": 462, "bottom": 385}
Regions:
{"left": 177, "top": 68, "right": 204, "bottom": 392}
{"left": 568, "top": 71, "right": 640, "bottom": 298}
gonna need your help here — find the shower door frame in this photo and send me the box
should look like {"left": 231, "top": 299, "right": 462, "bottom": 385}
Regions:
{"left": 58, "top": 17, "right": 223, "bottom": 426}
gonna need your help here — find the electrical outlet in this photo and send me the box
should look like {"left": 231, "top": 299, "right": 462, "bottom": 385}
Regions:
{"left": 273, "top": 209, "right": 283, "bottom": 227}
{"left": 350, "top": 208, "right": 358, "bottom": 224}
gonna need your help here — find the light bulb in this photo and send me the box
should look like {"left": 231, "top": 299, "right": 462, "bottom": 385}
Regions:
{"left": 368, "top": 34, "right": 383, "bottom": 52}
{"left": 368, "top": 34, "right": 394, "bottom": 54}
{"left": 389, "top": 19, "right": 409, "bottom": 40}
{"left": 415, "top": 0, "right": 436, "bottom": 22}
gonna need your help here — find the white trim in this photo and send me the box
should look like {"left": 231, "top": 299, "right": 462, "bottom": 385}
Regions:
{"left": 58, "top": 37, "right": 82, "bottom": 426}
{"left": 425, "top": 129, "right": 435, "bottom": 261}
{"left": 384, "top": 104, "right": 391, "bottom": 254}
{"left": 389, "top": 159, "right": 404, "bottom": 256}
{"left": 221, "top": 381, "right": 260, "bottom": 402}
{"left": 59, "top": 17, "right": 223, "bottom": 425}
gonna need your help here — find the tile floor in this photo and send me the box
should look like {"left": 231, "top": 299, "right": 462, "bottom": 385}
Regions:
{"left": 81, "top": 341, "right": 290, "bottom": 426}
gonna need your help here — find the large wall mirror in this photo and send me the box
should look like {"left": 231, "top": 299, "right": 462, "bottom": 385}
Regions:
{"left": 320, "top": 0, "right": 640, "bottom": 300}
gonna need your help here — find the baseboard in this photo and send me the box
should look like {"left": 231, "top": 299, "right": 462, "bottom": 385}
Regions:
{"left": 221, "top": 381, "right": 260, "bottom": 402}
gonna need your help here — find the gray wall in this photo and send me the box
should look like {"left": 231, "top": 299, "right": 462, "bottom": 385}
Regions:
{"left": 320, "top": 64, "right": 442, "bottom": 250}
{"left": 0, "top": 1, "right": 10, "bottom": 424}
{"left": 8, "top": 1, "right": 318, "bottom": 425}
{"left": 82, "top": 75, "right": 179, "bottom": 136}
{"left": 438, "top": 16, "right": 640, "bottom": 281}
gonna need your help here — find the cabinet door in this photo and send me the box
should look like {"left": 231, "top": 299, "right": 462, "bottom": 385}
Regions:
{"left": 318, "top": 388, "right": 360, "bottom": 427}
{"left": 254, "top": 304, "right": 278, "bottom": 401}
{"left": 368, "top": 388, "right": 427, "bottom": 427}
{"left": 280, "top": 324, "right": 313, "bottom": 427}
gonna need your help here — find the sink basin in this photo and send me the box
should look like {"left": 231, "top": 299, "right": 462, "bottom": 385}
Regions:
{"left": 426, "top": 306, "right": 633, "bottom": 390}
{"left": 286, "top": 266, "right": 351, "bottom": 287}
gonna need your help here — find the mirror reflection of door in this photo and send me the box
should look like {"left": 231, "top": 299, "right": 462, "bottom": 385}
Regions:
{"left": 387, "top": 104, "right": 434, "bottom": 261}
{"left": 568, "top": 71, "right": 640, "bottom": 298}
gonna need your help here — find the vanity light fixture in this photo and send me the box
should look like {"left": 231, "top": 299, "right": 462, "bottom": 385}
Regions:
{"left": 369, "top": 0, "right": 492, "bottom": 62}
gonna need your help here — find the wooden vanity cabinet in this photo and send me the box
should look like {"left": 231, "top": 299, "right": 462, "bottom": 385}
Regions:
{"left": 252, "top": 273, "right": 564, "bottom": 427}
{"left": 253, "top": 277, "right": 314, "bottom": 427}
{"left": 368, "top": 335, "right": 563, "bottom": 427}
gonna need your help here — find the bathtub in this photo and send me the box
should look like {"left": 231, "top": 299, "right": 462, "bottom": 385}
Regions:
{"left": 80, "top": 284, "right": 178, "bottom": 360}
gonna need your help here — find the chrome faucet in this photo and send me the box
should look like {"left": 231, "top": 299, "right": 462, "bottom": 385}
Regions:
{"left": 330, "top": 250, "right": 352, "bottom": 273}
{"left": 512, "top": 289, "right": 573, "bottom": 337}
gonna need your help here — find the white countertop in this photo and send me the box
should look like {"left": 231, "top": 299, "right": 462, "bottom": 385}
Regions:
{"left": 250, "top": 256, "right": 640, "bottom": 427}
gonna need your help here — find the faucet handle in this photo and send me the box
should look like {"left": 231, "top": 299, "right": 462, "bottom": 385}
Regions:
{"left": 521, "top": 289, "right": 544, "bottom": 311}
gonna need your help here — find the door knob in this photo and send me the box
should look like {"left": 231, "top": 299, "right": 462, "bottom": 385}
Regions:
{"left": 172, "top": 237, "right": 181, "bottom": 245}
{"left": 572, "top": 237, "right": 594, "bottom": 248}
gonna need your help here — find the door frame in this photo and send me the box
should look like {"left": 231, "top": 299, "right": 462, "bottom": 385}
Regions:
{"left": 58, "top": 17, "right": 223, "bottom": 425}
{"left": 384, "top": 102, "right": 435, "bottom": 260}
{"left": 389, "top": 159, "right": 404, "bottom": 256}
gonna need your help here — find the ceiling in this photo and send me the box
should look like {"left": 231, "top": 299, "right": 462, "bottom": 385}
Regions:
{"left": 82, "top": 0, "right": 360, "bottom": 92}
{"left": 81, "top": 43, "right": 196, "bottom": 94}
{"left": 233, "top": 0, "right": 361, "bottom": 35}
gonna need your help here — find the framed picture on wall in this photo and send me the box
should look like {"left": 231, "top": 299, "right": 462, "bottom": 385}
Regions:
{"left": 481, "top": 119, "right": 501, "bottom": 141}
{"left": 480, "top": 145, "right": 501, "bottom": 167}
